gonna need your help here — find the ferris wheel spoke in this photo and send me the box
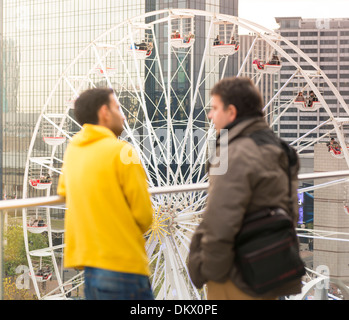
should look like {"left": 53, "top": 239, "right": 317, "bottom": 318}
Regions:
{"left": 149, "top": 26, "right": 182, "bottom": 184}
{"left": 115, "top": 49, "right": 175, "bottom": 186}
{"left": 254, "top": 73, "right": 263, "bottom": 86}
{"left": 144, "top": 60, "right": 165, "bottom": 94}
{"left": 197, "top": 56, "right": 225, "bottom": 89}
{"left": 174, "top": 229, "right": 192, "bottom": 246}
{"left": 152, "top": 263, "right": 165, "bottom": 290}
{"left": 62, "top": 76, "right": 81, "bottom": 98}
{"left": 236, "top": 36, "right": 259, "bottom": 77}
{"left": 297, "top": 129, "right": 335, "bottom": 154}
{"left": 177, "top": 84, "right": 216, "bottom": 184}
{"left": 169, "top": 87, "right": 191, "bottom": 120}
{"left": 270, "top": 100, "right": 294, "bottom": 127}
{"left": 173, "top": 18, "right": 215, "bottom": 184}
{"left": 263, "top": 70, "right": 299, "bottom": 112}
{"left": 264, "top": 99, "right": 291, "bottom": 121}
{"left": 290, "top": 120, "right": 332, "bottom": 147}
{"left": 162, "top": 236, "right": 196, "bottom": 299}
{"left": 170, "top": 233, "right": 201, "bottom": 300}
{"left": 171, "top": 192, "right": 205, "bottom": 213}
{"left": 170, "top": 48, "right": 192, "bottom": 83}
{"left": 150, "top": 23, "right": 171, "bottom": 118}
{"left": 183, "top": 126, "right": 214, "bottom": 186}
{"left": 29, "top": 158, "right": 62, "bottom": 175}
{"left": 174, "top": 209, "right": 205, "bottom": 223}
{"left": 111, "top": 90, "right": 164, "bottom": 185}
{"left": 148, "top": 245, "right": 161, "bottom": 264}
{"left": 180, "top": 132, "right": 207, "bottom": 177}
{"left": 42, "top": 114, "right": 73, "bottom": 141}
{"left": 175, "top": 221, "right": 199, "bottom": 227}
{"left": 23, "top": 9, "right": 349, "bottom": 301}
{"left": 176, "top": 224, "right": 196, "bottom": 234}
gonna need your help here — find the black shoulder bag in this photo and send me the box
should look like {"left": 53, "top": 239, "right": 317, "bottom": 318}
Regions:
{"left": 234, "top": 137, "right": 305, "bottom": 295}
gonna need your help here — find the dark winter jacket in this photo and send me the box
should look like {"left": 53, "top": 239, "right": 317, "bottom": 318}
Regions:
{"left": 188, "top": 116, "right": 302, "bottom": 298}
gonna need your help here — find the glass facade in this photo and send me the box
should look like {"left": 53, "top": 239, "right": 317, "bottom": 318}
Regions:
{"left": 2, "top": 0, "right": 238, "bottom": 199}
{"left": 277, "top": 18, "right": 349, "bottom": 148}
{"left": 2, "top": 1, "right": 147, "bottom": 200}
{"left": 1, "top": 1, "right": 238, "bottom": 300}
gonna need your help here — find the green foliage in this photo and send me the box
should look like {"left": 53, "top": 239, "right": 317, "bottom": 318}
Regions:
{"left": 4, "top": 223, "right": 49, "bottom": 277}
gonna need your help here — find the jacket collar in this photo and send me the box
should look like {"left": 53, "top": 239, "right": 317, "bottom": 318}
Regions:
{"left": 217, "top": 116, "right": 268, "bottom": 146}
{"left": 71, "top": 124, "right": 117, "bottom": 146}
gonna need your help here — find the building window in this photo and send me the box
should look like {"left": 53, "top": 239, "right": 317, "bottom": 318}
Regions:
{"left": 281, "top": 32, "right": 298, "bottom": 37}
{"left": 300, "top": 40, "right": 318, "bottom": 45}
{"left": 320, "top": 39, "right": 337, "bottom": 45}
{"left": 281, "top": 20, "right": 300, "bottom": 29}
{"left": 300, "top": 31, "right": 318, "bottom": 37}
{"left": 320, "top": 48, "right": 338, "bottom": 54}
{"left": 320, "top": 31, "right": 338, "bottom": 36}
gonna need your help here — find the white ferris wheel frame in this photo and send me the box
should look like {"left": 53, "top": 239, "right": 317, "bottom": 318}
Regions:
{"left": 21, "top": 8, "right": 349, "bottom": 300}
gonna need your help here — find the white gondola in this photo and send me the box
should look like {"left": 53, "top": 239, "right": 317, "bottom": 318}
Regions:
{"left": 329, "top": 146, "right": 345, "bottom": 159}
{"left": 27, "top": 208, "right": 48, "bottom": 234}
{"left": 29, "top": 255, "right": 53, "bottom": 283}
{"left": 29, "top": 271, "right": 53, "bottom": 282}
{"left": 212, "top": 43, "right": 239, "bottom": 56}
{"left": 128, "top": 23, "right": 153, "bottom": 60}
{"left": 42, "top": 114, "right": 68, "bottom": 146}
{"left": 212, "top": 19, "right": 239, "bottom": 57}
{"left": 253, "top": 61, "right": 282, "bottom": 74}
{"left": 43, "top": 136, "right": 66, "bottom": 146}
{"left": 94, "top": 67, "right": 118, "bottom": 76}
{"left": 293, "top": 100, "right": 321, "bottom": 112}
{"left": 170, "top": 13, "right": 195, "bottom": 49}
{"left": 27, "top": 224, "right": 48, "bottom": 234}
{"left": 128, "top": 48, "right": 152, "bottom": 60}
{"left": 29, "top": 179, "right": 52, "bottom": 190}
{"left": 170, "top": 37, "right": 195, "bottom": 49}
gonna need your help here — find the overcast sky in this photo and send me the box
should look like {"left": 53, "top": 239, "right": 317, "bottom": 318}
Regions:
{"left": 239, "top": 0, "right": 349, "bottom": 32}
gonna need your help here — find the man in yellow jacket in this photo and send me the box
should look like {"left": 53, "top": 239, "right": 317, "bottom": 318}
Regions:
{"left": 57, "top": 88, "right": 154, "bottom": 300}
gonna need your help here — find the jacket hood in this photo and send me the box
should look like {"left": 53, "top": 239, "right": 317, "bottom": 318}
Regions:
{"left": 71, "top": 124, "right": 116, "bottom": 146}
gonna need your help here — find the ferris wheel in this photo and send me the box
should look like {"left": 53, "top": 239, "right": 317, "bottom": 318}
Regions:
{"left": 22, "top": 9, "right": 349, "bottom": 300}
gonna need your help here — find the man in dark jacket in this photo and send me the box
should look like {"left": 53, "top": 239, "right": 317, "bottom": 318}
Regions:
{"left": 188, "top": 77, "right": 302, "bottom": 300}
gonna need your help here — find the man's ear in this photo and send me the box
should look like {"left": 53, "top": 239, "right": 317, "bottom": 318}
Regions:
{"left": 227, "top": 104, "right": 237, "bottom": 122}
{"left": 97, "top": 104, "right": 109, "bottom": 125}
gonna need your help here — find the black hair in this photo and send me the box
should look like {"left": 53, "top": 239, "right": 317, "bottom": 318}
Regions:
{"left": 211, "top": 77, "right": 264, "bottom": 119}
{"left": 74, "top": 88, "right": 114, "bottom": 126}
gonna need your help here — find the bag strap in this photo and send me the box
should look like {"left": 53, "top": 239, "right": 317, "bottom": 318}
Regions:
{"left": 279, "top": 139, "right": 297, "bottom": 219}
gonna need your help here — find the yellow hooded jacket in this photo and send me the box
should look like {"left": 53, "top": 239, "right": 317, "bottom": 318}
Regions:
{"left": 57, "top": 124, "right": 153, "bottom": 276}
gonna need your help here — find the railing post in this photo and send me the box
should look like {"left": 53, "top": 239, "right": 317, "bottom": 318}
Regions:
{"left": 0, "top": 210, "right": 3, "bottom": 300}
{"left": 0, "top": 0, "right": 4, "bottom": 300}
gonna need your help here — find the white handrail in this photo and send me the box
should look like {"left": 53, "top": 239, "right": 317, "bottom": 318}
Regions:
{"left": 1, "top": 170, "right": 349, "bottom": 211}
{"left": 298, "top": 170, "right": 349, "bottom": 181}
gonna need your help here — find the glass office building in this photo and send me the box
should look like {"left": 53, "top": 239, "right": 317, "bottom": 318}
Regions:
{"left": 0, "top": 1, "right": 238, "bottom": 299}
{"left": 276, "top": 17, "right": 349, "bottom": 147}
{"left": 2, "top": 1, "right": 145, "bottom": 200}
{"left": 1, "top": 0, "right": 238, "bottom": 200}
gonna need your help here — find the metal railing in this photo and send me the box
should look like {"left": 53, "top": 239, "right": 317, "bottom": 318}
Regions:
{"left": 1, "top": 170, "right": 349, "bottom": 211}
{"left": 1, "top": 169, "right": 349, "bottom": 300}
